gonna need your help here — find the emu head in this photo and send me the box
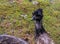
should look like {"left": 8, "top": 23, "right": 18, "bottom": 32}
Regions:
{"left": 32, "top": 9, "right": 43, "bottom": 21}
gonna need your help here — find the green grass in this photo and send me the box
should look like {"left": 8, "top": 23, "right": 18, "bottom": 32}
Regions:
{"left": 0, "top": 0, "right": 60, "bottom": 44}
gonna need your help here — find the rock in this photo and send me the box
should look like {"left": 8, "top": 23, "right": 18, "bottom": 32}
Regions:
{"left": 8, "top": 0, "right": 15, "bottom": 3}
{"left": 29, "top": 0, "right": 32, "bottom": 2}
{"left": 32, "top": 1, "right": 39, "bottom": 5}
{"left": 21, "top": 14, "right": 27, "bottom": 19}
{"left": 0, "top": 35, "right": 28, "bottom": 44}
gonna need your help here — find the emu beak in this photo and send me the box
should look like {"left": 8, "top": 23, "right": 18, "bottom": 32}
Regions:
{"left": 32, "top": 15, "right": 36, "bottom": 21}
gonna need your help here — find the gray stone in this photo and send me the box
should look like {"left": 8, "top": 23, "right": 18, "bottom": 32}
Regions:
{"left": 0, "top": 35, "right": 28, "bottom": 44}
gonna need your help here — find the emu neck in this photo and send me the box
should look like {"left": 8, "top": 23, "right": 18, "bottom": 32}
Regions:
{"left": 35, "top": 20, "right": 46, "bottom": 37}
{"left": 35, "top": 21, "right": 42, "bottom": 29}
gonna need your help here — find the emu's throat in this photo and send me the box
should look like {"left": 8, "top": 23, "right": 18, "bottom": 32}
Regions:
{"left": 34, "top": 20, "right": 46, "bottom": 37}
{"left": 35, "top": 21, "right": 42, "bottom": 29}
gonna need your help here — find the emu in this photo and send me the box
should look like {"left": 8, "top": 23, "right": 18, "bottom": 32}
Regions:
{"left": 32, "top": 9, "right": 54, "bottom": 44}
{"left": 32, "top": 9, "right": 46, "bottom": 37}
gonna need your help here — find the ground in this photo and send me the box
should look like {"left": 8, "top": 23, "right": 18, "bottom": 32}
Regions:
{"left": 0, "top": 0, "right": 60, "bottom": 44}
